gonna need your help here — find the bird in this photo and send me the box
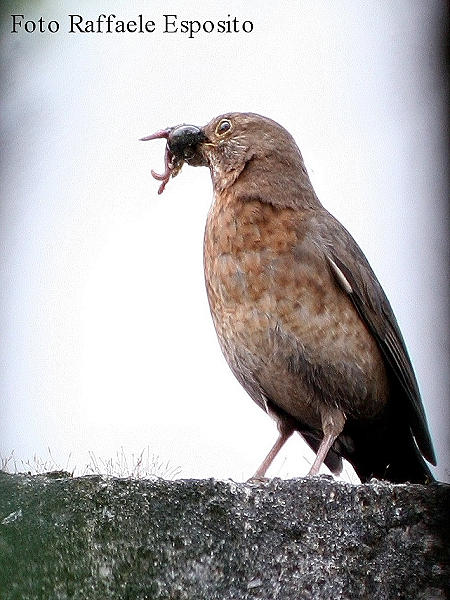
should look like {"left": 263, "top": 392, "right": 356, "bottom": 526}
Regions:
{"left": 141, "top": 112, "right": 436, "bottom": 483}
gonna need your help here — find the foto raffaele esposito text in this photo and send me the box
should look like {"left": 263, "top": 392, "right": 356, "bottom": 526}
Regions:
{"left": 10, "top": 14, "right": 254, "bottom": 38}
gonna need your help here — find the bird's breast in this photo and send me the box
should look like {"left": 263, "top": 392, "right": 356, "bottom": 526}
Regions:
{"left": 203, "top": 193, "right": 389, "bottom": 422}
{"left": 204, "top": 195, "right": 337, "bottom": 343}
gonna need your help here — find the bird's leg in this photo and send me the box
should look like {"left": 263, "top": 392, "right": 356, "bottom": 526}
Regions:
{"left": 307, "top": 408, "right": 346, "bottom": 476}
{"left": 251, "top": 419, "right": 295, "bottom": 479}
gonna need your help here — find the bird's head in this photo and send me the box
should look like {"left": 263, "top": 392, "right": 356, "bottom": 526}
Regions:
{"left": 141, "top": 112, "right": 317, "bottom": 207}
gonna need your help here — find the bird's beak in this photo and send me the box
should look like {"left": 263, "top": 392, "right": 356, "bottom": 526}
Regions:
{"left": 140, "top": 124, "right": 209, "bottom": 194}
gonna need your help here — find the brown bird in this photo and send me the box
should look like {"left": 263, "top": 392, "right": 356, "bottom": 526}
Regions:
{"left": 141, "top": 112, "right": 436, "bottom": 483}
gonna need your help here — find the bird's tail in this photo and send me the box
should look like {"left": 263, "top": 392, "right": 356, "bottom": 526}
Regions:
{"left": 343, "top": 415, "right": 435, "bottom": 484}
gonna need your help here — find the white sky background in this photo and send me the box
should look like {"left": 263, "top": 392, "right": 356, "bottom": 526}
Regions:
{"left": 1, "top": 1, "right": 448, "bottom": 482}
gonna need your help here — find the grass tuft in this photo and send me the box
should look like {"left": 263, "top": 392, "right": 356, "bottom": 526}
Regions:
{"left": 0, "top": 447, "right": 181, "bottom": 480}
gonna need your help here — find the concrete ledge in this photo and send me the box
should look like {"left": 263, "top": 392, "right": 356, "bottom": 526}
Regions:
{"left": 0, "top": 473, "right": 449, "bottom": 599}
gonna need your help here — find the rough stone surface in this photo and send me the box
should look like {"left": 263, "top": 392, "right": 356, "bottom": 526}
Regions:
{"left": 0, "top": 473, "right": 448, "bottom": 599}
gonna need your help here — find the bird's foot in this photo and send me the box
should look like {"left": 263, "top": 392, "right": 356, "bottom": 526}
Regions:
{"left": 246, "top": 475, "right": 271, "bottom": 484}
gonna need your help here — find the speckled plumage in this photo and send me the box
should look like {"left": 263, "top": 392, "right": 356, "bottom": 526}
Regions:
{"left": 204, "top": 195, "right": 389, "bottom": 427}
{"left": 143, "top": 112, "right": 436, "bottom": 483}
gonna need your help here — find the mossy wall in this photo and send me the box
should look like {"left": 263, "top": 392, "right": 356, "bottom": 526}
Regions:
{"left": 0, "top": 473, "right": 449, "bottom": 599}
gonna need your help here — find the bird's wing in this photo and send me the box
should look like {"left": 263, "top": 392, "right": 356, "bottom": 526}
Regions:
{"left": 322, "top": 220, "right": 436, "bottom": 466}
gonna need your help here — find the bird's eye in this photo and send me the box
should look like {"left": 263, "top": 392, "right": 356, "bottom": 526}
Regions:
{"left": 215, "top": 119, "right": 232, "bottom": 135}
